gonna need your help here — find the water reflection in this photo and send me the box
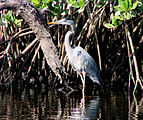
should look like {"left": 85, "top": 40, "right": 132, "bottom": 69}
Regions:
{"left": 85, "top": 97, "right": 100, "bottom": 119}
{"left": 0, "top": 88, "right": 142, "bottom": 120}
{"left": 67, "top": 96, "right": 100, "bottom": 120}
{"left": 128, "top": 94, "right": 143, "bottom": 120}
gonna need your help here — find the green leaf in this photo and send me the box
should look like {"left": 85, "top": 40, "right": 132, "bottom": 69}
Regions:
{"left": 79, "top": 0, "right": 85, "bottom": 7}
{"left": 104, "top": 23, "right": 115, "bottom": 28}
{"left": 42, "top": 3, "right": 48, "bottom": 8}
{"left": 118, "top": 0, "right": 123, "bottom": 7}
{"left": 131, "top": 2, "right": 137, "bottom": 10}
{"left": 122, "top": 1, "right": 128, "bottom": 11}
{"left": 3, "top": 11, "right": 22, "bottom": 27}
{"left": 118, "top": 0, "right": 128, "bottom": 11}
{"left": 73, "top": 3, "right": 80, "bottom": 8}
{"left": 114, "top": 6, "right": 123, "bottom": 11}
{"left": 125, "top": 0, "right": 129, "bottom": 9}
{"left": 3, "top": 11, "right": 12, "bottom": 22}
{"left": 114, "top": 15, "right": 124, "bottom": 20}
{"left": 32, "top": 0, "right": 39, "bottom": 4}
{"left": 129, "top": 0, "right": 132, "bottom": 6}
{"left": 67, "top": 0, "right": 76, "bottom": 4}
{"left": 112, "top": 17, "right": 118, "bottom": 27}
{"left": 32, "top": 0, "right": 41, "bottom": 8}
{"left": 43, "top": 0, "right": 52, "bottom": 4}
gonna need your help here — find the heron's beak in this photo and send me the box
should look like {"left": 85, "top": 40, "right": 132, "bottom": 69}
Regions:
{"left": 48, "top": 19, "right": 66, "bottom": 25}
{"left": 48, "top": 22, "right": 58, "bottom": 24}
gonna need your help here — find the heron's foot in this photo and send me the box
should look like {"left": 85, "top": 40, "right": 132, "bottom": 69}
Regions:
{"left": 81, "top": 97, "right": 85, "bottom": 104}
{"left": 80, "top": 97, "right": 85, "bottom": 110}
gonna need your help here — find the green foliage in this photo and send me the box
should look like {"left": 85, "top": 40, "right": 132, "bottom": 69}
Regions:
{"left": 30, "top": 0, "right": 52, "bottom": 9}
{"left": 30, "top": 0, "right": 43, "bottom": 8}
{"left": 29, "top": 0, "right": 87, "bottom": 16}
{"left": 2, "top": 11, "right": 23, "bottom": 27}
{"left": 29, "top": 0, "right": 67, "bottom": 16}
{"left": 67, "top": 0, "right": 85, "bottom": 13}
{"left": 104, "top": 0, "right": 142, "bottom": 28}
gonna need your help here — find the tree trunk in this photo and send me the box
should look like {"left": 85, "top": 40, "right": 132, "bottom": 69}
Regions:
{"left": 0, "top": 0, "right": 65, "bottom": 81}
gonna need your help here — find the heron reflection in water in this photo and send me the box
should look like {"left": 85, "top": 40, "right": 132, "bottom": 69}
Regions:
{"left": 48, "top": 18, "right": 102, "bottom": 94}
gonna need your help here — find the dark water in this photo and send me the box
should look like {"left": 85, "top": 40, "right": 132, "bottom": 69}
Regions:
{"left": 0, "top": 88, "right": 142, "bottom": 120}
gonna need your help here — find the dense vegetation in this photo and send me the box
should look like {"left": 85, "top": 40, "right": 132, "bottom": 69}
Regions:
{"left": 0, "top": 0, "right": 143, "bottom": 94}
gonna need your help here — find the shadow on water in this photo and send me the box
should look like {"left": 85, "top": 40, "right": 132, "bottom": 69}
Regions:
{"left": 0, "top": 87, "right": 143, "bottom": 120}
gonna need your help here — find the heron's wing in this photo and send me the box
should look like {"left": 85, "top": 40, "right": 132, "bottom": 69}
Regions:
{"left": 72, "top": 47, "right": 99, "bottom": 73}
{"left": 70, "top": 46, "right": 101, "bottom": 84}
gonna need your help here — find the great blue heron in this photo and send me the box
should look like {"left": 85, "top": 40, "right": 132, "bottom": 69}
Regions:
{"left": 48, "top": 18, "right": 101, "bottom": 93}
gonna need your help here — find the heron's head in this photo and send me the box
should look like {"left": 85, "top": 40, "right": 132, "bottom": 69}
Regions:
{"left": 48, "top": 18, "right": 74, "bottom": 26}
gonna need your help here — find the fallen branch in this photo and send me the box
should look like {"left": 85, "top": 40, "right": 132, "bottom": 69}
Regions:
{"left": 0, "top": 0, "right": 65, "bottom": 82}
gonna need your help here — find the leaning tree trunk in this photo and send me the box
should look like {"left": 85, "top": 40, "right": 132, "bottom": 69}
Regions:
{"left": 0, "top": 0, "right": 65, "bottom": 82}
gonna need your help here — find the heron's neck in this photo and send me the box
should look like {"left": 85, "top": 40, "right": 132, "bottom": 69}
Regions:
{"left": 64, "top": 30, "right": 75, "bottom": 59}
{"left": 71, "top": 24, "right": 76, "bottom": 32}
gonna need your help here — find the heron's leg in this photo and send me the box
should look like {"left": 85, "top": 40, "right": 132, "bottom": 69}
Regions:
{"left": 77, "top": 71, "right": 86, "bottom": 97}
{"left": 82, "top": 71, "right": 86, "bottom": 97}
{"left": 77, "top": 71, "right": 84, "bottom": 84}
{"left": 82, "top": 71, "right": 86, "bottom": 84}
